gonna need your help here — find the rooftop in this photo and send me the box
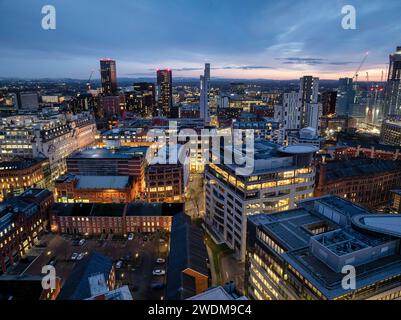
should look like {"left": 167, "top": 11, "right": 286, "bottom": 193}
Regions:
{"left": 322, "top": 158, "right": 401, "bottom": 181}
{"left": 68, "top": 146, "right": 148, "bottom": 160}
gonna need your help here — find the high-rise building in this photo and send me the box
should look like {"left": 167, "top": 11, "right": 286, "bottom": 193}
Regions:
{"left": 274, "top": 91, "right": 302, "bottom": 130}
{"left": 299, "top": 76, "right": 319, "bottom": 127}
{"left": 205, "top": 141, "right": 317, "bottom": 260}
{"left": 17, "top": 92, "right": 39, "bottom": 111}
{"left": 200, "top": 63, "right": 211, "bottom": 124}
{"left": 156, "top": 69, "right": 173, "bottom": 117}
{"left": 380, "top": 119, "right": 401, "bottom": 146}
{"left": 336, "top": 78, "right": 355, "bottom": 116}
{"left": 321, "top": 90, "right": 337, "bottom": 116}
{"left": 384, "top": 46, "right": 401, "bottom": 116}
{"left": 129, "top": 82, "right": 155, "bottom": 117}
{"left": 100, "top": 59, "right": 117, "bottom": 95}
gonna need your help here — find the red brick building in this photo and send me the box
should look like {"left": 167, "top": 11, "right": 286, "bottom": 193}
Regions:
{"left": 0, "top": 188, "right": 53, "bottom": 273}
{"left": 315, "top": 158, "right": 401, "bottom": 209}
{"left": 50, "top": 202, "right": 183, "bottom": 235}
{"left": 54, "top": 174, "right": 139, "bottom": 204}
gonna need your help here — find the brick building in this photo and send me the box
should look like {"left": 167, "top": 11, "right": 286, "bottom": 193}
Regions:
{"left": 50, "top": 202, "right": 183, "bottom": 235}
{"left": 315, "top": 158, "right": 401, "bottom": 209}
{"left": 54, "top": 174, "right": 139, "bottom": 204}
{"left": 0, "top": 188, "right": 53, "bottom": 273}
{"left": 67, "top": 146, "right": 148, "bottom": 192}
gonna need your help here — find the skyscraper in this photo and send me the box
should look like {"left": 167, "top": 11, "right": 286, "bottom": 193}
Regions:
{"left": 384, "top": 46, "right": 401, "bottom": 116}
{"left": 100, "top": 59, "right": 117, "bottom": 95}
{"left": 156, "top": 69, "right": 173, "bottom": 117}
{"left": 200, "top": 63, "right": 211, "bottom": 124}
{"left": 299, "top": 76, "right": 319, "bottom": 128}
{"left": 336, "top": 77, "right": 355, "bottom": 116}
{"left": 321, "top": 90, "right": 337, "bottom": 116}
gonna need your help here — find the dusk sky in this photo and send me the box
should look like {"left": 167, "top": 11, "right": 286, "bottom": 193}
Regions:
{"left": 1, "top": 0, "right": 400, "bottom": 80}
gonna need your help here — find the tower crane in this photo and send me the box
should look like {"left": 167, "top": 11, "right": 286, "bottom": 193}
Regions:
{"left": 352, "top": 51, "right": 369, "bottom": 83}
{"left": 86, "top": 70, "right": 94, "bottom": 91}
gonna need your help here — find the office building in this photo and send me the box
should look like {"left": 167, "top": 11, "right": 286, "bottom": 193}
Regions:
{"left": 100, "top": 59, "right": 117, "bottom": 95}
{"left": 247, "top": 195, "right": 401, "bottom": 300}
{"left": 125, "top": 82, "right": 155, "bottom": 117}
{"left": 380, "top": 119, "right": 401, "bottom": 146}
{"left": 156, "top": 69, "right": 173, "bottom": 117}
{"left": 67, "top": 146, "right": 148, "bottom": 191}
{"left": 0, "top": 158, "right": 51, "bottom": 201}
{"left": 321, "top": 91, "right": 337, "bottom": 116}
{"left": 17, "top": 92, "right": 39, "bottom": 111}
{"left": 390, "top": 190, "right": 401, "bottom": 213}
{"left": 336, "top": 78, "right": 355, "bottom": 116}
{"left": 287, "top": 127, "right": 324, "bottom": 148}
{"left": 315, "top": 158, "right": 401, "bottom": 209}
{"left": 384, "top": 46, "right": 401, "bottom": 116}
{"left": 274, "top": 91, "right": 302, "bottom": 130}
{"left": 0, "top": 188, "right": 53, "bottom": 273}
{"left": 205, "top": 141, "right": 317, "bottom": 260}
{"left": 200, "top": 63, "right": 211, "bottom": 124}
{"left": 54, "top": 174, "right": 139, "bottom": 204}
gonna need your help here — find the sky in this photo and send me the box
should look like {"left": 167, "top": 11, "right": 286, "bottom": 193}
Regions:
{"left": 0, "top": 0, "right": 400, "bottom": 80}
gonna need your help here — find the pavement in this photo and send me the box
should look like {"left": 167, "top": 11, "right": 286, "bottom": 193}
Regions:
{"left": 185, "top": 173, "right": 205, "bottom": 219}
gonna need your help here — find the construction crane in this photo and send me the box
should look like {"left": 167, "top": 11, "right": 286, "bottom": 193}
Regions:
{"left": 352, "top": 51, "right": 369, "bottom": 83}
{"left": 86, "top": 70, "right": 94, "bottom": 91}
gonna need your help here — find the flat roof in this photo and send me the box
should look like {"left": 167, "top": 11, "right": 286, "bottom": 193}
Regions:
{"left": 278, "top": 145, "right": 319, "bottom": 154}
{"left": 68, "top": 146, "right": 148, "bottom": 159}
{"left": 76, "top": 176, "right": 130, "bottom": 189}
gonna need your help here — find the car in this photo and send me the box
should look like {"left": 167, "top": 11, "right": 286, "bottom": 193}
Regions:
{"left": 152, "top": 269, "right": 165, "bottom": 276}
{"left": 76, "top": 253, "right": 85, "bottom": 260}
{"left": 156, "top": 258, "right": 165, "bottom": 264}
{"left": 150, "top": 282, "right": 165, "bottom": 290}
{"left": 48, "top": 257, "right": 57, "bottom": 266}
{"left": 159, "top": 239, "right": 165, "bottom": 243}
{"left": 143, "top": 236, "right": 148, "bottom": 242}
{"left": 78, "top": 239, "right": 86, "bottom": 246}
{"left": 127, "top": 233, "right": 134, "bottom": 241}
{"left": 116, "top": 260, "right": 123, "bottom": 269}
{"left": 71, "top": 253, "right": 78, "bottom": 260}
{"left": 72, "top": 239, "right": 80, "bottom": 246}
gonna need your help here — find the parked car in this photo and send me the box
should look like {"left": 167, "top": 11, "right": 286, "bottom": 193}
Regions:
{"left": 159, "top": 239, "right": 165, "bottom": 243}
{"left": 128, "top": 233, "right": 134, "bottom": 241}
{"left": 116, "top": 260, "right": 123, "bottom": 269}
{"left": 78, "top": 239, "right": 86, "bottom": 246}
{"left": 152, "top": 269, "right": 165, "bottom": 276}
{"left": 71, "top": 253, "right": 78, "bottom": 260}
{"left": 72, "top": 239, "right": 80, "bottom": 246}
{"left": 48, "top": 257, "right": 57, "bottom": 266}
{"left": 77, "top": 253, "right": 85, "bottom": 260}
{"left": 150, "top": 282, "right": 165, "bottom": 290}
{"left": 156, "top": 258, "right": 165, "bottom": 264}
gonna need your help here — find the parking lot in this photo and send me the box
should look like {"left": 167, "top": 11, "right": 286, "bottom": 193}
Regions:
{"left": 7, "top": 232, "right": 170, "bottom": 300}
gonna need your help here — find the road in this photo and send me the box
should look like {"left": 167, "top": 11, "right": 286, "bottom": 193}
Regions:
{"left": 185, "top": 173, "right": 205, "bottom": 219}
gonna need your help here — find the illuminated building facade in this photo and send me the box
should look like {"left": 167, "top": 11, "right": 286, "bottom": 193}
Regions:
{"left": 156, "top": 69, "right": 173, "bottom": 117}
{"left": 100, "top": 59, "right": 117, "bottom": 95}
{"left": 0, "top": 158, "right": 51, "bottom": 201}
{"left": 50, "top": 202, "right": 183, "bottom": 235}
{"left": 205, "top": 141, "right": 316, "bottom": 260}
{"left": 380, "top": 120, "right": 401, "bottom": 146}
{"left": 54, "top": 174, "right": 139, "bottom": 204}
{"left": 0, "top": 188, "right": 53, "bottom": 274}
{"left": 246, "top": 196, "right": 401, "bottom": 300}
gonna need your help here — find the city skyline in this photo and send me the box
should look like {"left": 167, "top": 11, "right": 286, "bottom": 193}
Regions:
{"left": 1, "top": 0, "right": 400, "bottom": 80}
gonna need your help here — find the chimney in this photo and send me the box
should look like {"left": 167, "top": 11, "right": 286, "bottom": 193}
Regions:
{"left": 315, "top": 162, "right": 327, "bottom": 196}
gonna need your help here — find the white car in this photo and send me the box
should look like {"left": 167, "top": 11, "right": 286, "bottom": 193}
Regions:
{"left": 116, "top": 260, "right": 123, "bottom": 269}
{"left": 78, "top": 239, "right": 86, "bottom": 246}
{"left": 77, "top": 253, "right": 85, "bottom": 260}
{"left": 128, "top": 233, "right": 134, "bottom": 241}
{"left": 156, "top": 258, "right": 165, "bottom": 264}
{"left": 152, "top": 269, "right": 166, "bottom": 276}
{"left": 71, "top": 253, "right": 78, "bottom": 260}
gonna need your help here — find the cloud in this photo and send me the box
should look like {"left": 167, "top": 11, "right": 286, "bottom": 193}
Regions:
{"left": 276, "top": 57, "right": 354, "bottom": 66}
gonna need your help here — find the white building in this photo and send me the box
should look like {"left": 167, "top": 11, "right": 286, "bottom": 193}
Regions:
{"left": 205, "top": 141, "right": 317, "bottom": 260}
{"left": 274, "top": 91, "right": 302, "bottom": 130}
